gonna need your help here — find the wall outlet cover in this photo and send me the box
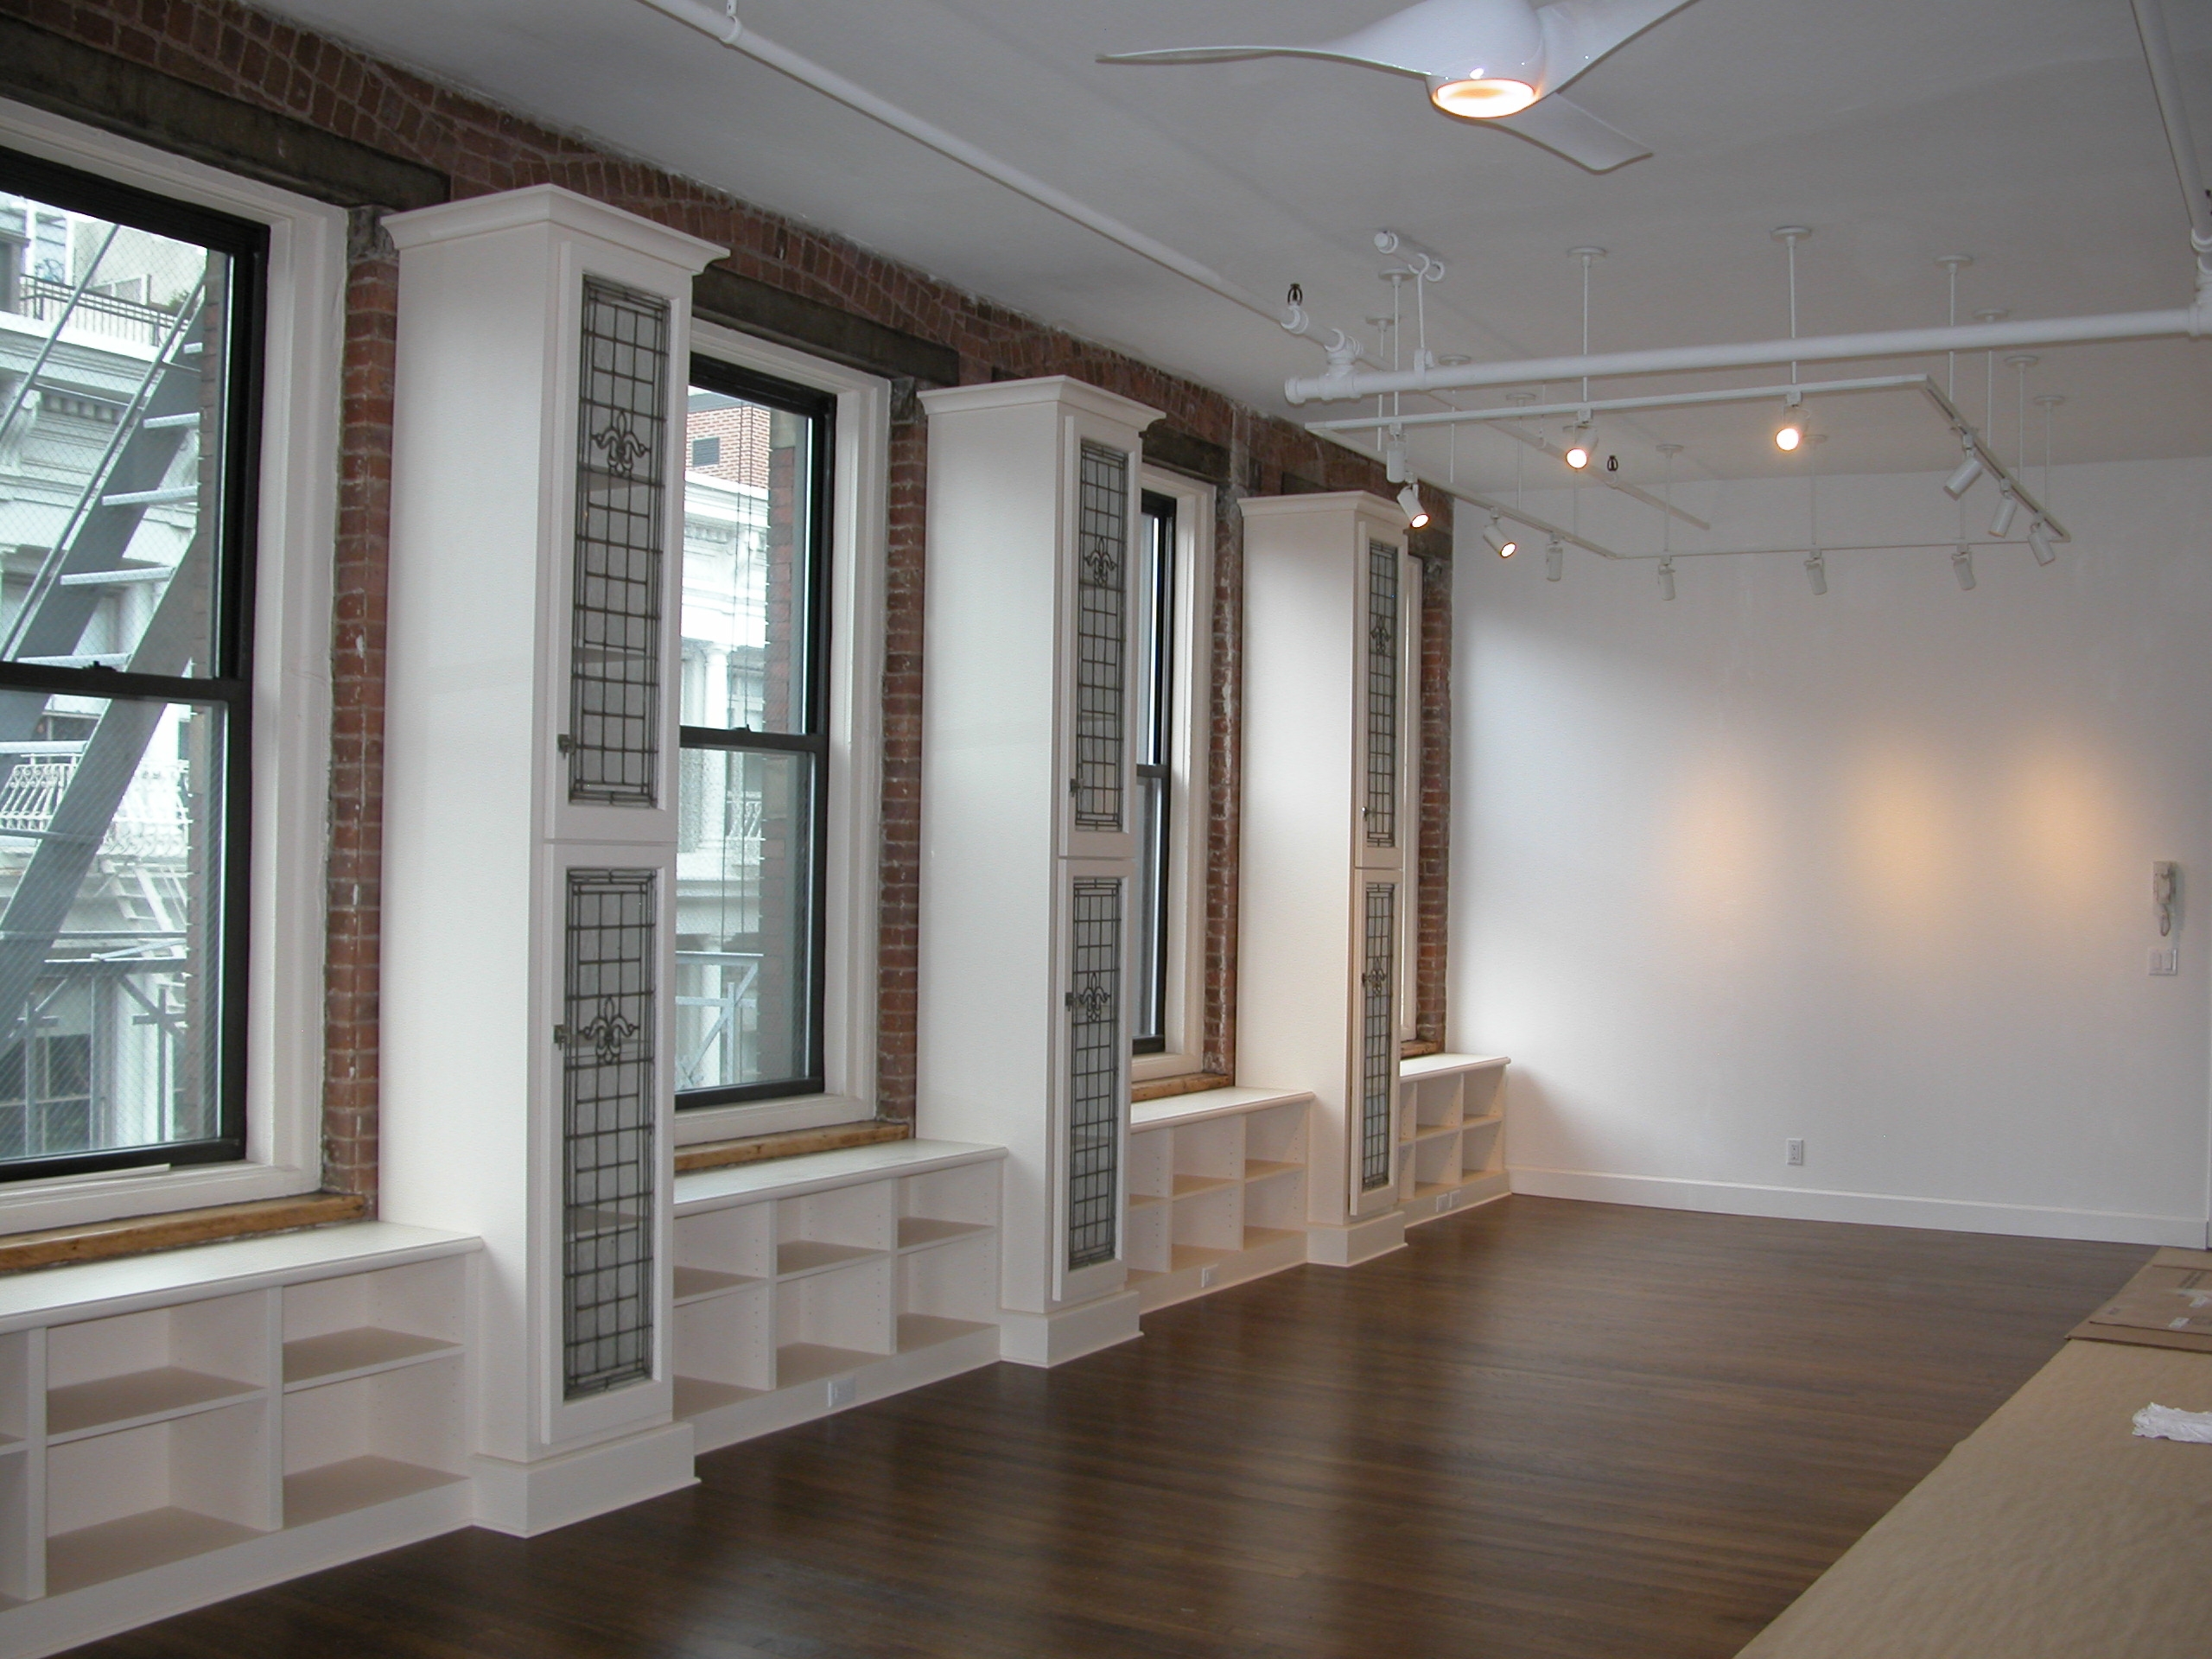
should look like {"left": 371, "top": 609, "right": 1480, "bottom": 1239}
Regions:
{"left": 1786, "top": 1138, "right": 1806, "bottom": 1167}
{"left": 2151, "top": 947, "right": 2180, "bottom": 976}
{"left": 1198, "top": 1265, "right": 1217, "bottom": 1289}
{"left": 826, "top": 1375, "right": 856, "bottom": 1410}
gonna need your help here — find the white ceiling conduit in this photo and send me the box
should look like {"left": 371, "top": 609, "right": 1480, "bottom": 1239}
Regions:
{"left": 1287, "top": 0, "right": 2212, "bottom": 408}
{"left": 632, "top": 0, "right": 1382, "bottom": 367}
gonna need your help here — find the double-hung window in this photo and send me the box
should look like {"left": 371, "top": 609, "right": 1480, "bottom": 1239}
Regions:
{"left": 676, "top": 359, "right": 831, "bottom": 1108}
{"left": 1131, "top": 490, "right": 1177, "bottom": 1053}
{"left": 0, "top": 146, "right": 262, "bottom": 1182}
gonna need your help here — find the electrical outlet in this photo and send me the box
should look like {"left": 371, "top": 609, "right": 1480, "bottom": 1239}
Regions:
{"left": 1786, "top": 1138, "right": 1806, "bottom": 1167}
{"left": 2150, "top": 947, "right": 2180, "bottom": 976}
{"left": 826, "top": 1375, "right": 856, "bottom": 1410}
{"left": 1198, "top": 1265, "right": 1216, "bottom": 1289}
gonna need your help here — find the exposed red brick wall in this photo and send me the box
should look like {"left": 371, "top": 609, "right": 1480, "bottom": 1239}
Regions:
{"left": 319, "top": 207, "right": 396, "bottom": 1201}
{"left": 6, "top": 0, "right": 1454, "bottom": 1158}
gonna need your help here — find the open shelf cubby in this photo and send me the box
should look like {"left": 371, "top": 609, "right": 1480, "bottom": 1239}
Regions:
{"left": 1395, "top": 1054, "right": 1511, "bottom": 1226}
{"left": 670, "top": 1141, "right": 1006, "bottom": 1455}
{"left": 0, "top": 1221, "right": 479, "bottom": 1649}
{"left": 1126, "top": 1087, "right": 1314, "bottom": 1311}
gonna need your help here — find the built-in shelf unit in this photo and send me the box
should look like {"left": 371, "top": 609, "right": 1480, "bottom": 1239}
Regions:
{"left": 1395, "top": 1053, "right": 1510, "bottom": 1225}
{"left": 1126, "top": 1087, "right": 1315, "bottom": 1311}
{"left": 669, "top": 1140, "right": 1006, "bottom": 1452}
{"left": 0, "top": 1224, "right": 477, "bottom": 1659}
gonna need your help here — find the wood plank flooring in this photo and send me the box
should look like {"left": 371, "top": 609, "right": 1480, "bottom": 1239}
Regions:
{"left": 71, "top": 1198, "right": 2147, "bottom": 1659}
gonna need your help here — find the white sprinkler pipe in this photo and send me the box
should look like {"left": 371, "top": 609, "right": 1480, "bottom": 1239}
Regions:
{"left": 2133, "top": 0, "right": 2212, "bottom": 276}
{"left": 633, "top": 0, "right": 1378, "bottom": 364}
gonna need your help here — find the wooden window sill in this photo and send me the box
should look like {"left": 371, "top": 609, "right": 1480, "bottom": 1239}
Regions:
{"left": 0, "top": 1192, "right": 368, "bottom": 1275}
{"left": 676, "top": 1118, "right": 912, "bottom": 1173}
{"left": 1129, "top": 1071, "right": 1234, "bottom": 1104}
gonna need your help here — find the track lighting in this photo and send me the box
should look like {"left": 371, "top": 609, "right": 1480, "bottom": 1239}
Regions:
{"left": 1545, "top": 536, "right": 1564, "bottom": 582}
{"left": 1563, "top": 413, "right": 1595, "bottom": 471}
{"left": 1989, "top": 486, "right": 2018, "bottom": 539}
{"left": 1483, "top": 514, "right": 1516, "bottom": 557}
{"left": 1774, "top": 392, "right": 1805, "bottom": 454}
{"left": 1942, "top": 435, "right": 1984, "bottom": 499}
{"left": 1399, "top": 482, "right": 1431, "bottom": 529}
{"left": 2028, "top": 520, "right": 2057, "bottom": 566}
{"left": 1952, "top": 545, "right": 1975, "bottom": 591}
{"left": 1805, "top": 550, "right": 1827, "bottom": 595}
{"left": 1384, "top": 435, "right": 1410, "bottom": 483}
{"left": 1657, "top": 557, "right": 1675, "bottom": 601}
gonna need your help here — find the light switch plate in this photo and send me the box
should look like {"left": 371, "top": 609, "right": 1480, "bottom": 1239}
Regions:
{"left": 2151, "top": 947, "right": 2180, "bottom": 976}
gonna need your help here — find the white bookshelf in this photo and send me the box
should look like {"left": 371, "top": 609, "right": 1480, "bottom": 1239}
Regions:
{"left": 670, "top": 1141, "right": 1005, "bottom": 1452}
{"left": 0, "top": 1223, "right": 478, "bottom": 1659}
{"left": 1126, "top": 1087, "right": 1314, "bottom": 1311}
{"left": 1395, "top": 1053, "right": 1511, "bottom": 1226}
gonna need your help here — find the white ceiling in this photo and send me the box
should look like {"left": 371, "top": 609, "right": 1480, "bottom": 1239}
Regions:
{"left": 253, "top": 0, "right": 2212, "bottom": 489}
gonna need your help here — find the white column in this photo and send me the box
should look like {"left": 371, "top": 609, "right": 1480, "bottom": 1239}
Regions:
{"left": 1238, "top": 492, "right": 1417, "bottom": 1267}
{"left": 917, "top": 377, "right": 1160, "bottom": 1366}
{"left": 378, "top": 186, "right": 721, "bottom": 1532}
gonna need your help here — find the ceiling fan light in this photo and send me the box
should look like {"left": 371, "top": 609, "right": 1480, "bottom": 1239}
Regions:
{"left": 1427, "top": 76, "right": 1539, "bottom": 118}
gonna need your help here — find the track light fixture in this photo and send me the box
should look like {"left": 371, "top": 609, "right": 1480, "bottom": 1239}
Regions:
{"left": 1658, "top": 557, "right": 1676, "bottom": 601}
{"left": 1563, "top": 411, "right": 1595, "bottom": 471}
{"left": 1942, "top": 435, "right": 1984, "bottom": 500}
{"left": 1399, "top": 482, "right": 1431, "bottom": 529}
{"left": 2028, "top": 520, "right": 2057, "bottom": 566}
{"left": 1774, "top": 391, "right": 1805, "bottom": 454}
{"left": 1484, "top": 513, "right": 1516, "bottom": 557}
{"left": 1805, "top": 550, "right": 1827, "bottom": 595}
{"left": 1545, "top": 536, "right": 1564, "bottom": 582}
{"left": 1384, "top": 435, "right": 1410, "bottom": 483}
{"left": 1989, "top": 486, "right": 2018, "bottom": 540}
{"left": 1952, "top": 545, "right": 1976, "bottom": 591}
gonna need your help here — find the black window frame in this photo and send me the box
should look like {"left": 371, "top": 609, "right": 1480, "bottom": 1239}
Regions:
{"left": 0, "top": 143, "right": 265, "bottom": 1184}
{"left": 1131, "top": 490, "right": 1176, "bottom": 1056}
{"left": 677, "top": 355, "right": 833, "bottom": 1109}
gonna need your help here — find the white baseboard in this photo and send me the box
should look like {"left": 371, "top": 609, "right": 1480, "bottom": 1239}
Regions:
{"left": 1509, "top": 1166, "right": 2209, "bottom": 1248}
{"left": 1130, "top": 1226, "right": 1307, "bottom": 1313}
{"left": 997, "top": 1290, "right": 1141, "bottom": 1367}
{"left": 685, "top": 1325, "right": 1001, "bottom": 1455}
{"left": 1306, "top": 1208, "right": 1407, "bottom": 1268}
{"left": 471, "top": 1421, "right": 697, "bottom": 1536}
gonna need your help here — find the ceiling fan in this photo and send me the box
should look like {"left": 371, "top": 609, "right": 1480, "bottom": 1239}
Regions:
{"left": 1099, "top": 0, "right": 1698, "bottom": 172}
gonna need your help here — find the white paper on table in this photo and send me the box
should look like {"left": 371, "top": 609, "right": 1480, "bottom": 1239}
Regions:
{"left": 2132, "top": 1402, "right": 2212, "bottom": 1443}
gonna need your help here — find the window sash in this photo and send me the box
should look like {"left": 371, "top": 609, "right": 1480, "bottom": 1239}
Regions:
{"left": 676, "top": 359, "right": 833, "bottom": 1109}
{"left": 1130, "top": 493, "right": 1176, "bottom": 1053}
{"left": 0, "top": 143, "right": 264, "bottom": 1183}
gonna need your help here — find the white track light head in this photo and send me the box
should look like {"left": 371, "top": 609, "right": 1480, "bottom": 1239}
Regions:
{"left": 1806, "top": 551, "right": 1827, "bottom": 595}
{"left": 1989, "top": 488, "right": 2018, "bottom": 539}
{"left": 1399, "top": 482, "right": 1431, "bottom": 529}
{"left": 1953, "top": 545, "right": 1976, "bottom": 591}
{"left": 1658, "top": 557, "right": 1676, "bottom": 601}
{"left": 1563, "top": 413, "right": 1595, "bottom": 471}
{"left": 1483, "top": 513, "right": 1516, "bottom": 556}
{"left": 1545, "top": 536, "right": 1564, "bottom": 582}
{"left": 2028, "top": 520, "right": 2057, "bottom": 566}
{"left": 1775, "top": 392, "right": 1805, "bottom": 454}
{"left": 1384, "top": 436, "right": 1410, "bottom": 485}
{"left": 1943, "top": 436, "right": 1984, "bottom": 500}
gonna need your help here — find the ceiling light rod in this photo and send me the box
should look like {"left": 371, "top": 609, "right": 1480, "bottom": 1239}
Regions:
{"left": 1303, "top": 372, "right": 1930, "bottom": 434}
{"left": 631, "top": 0, "right": 1380, "bottom": 366}
{"left": 1438, "top": 487, "right": 1622, "bottom": 560}
{"left": 1599, "top": 538, "right": 2061, "bottom": 563}
{"left": 1287, "top": 303, "right": 2205, "bottom": 404}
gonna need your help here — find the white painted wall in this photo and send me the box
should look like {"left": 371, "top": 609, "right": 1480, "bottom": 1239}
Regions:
{"left": 1452, "top": 457, "right": 2212, "bottom": 1245}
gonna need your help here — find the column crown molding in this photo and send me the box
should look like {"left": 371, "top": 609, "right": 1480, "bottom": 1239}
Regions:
{"left": 386, "top": 181, "right": 724, "bottom": 273}
{"left": 1238, "top": 490, "right": 1405, "bottom": 526}
{"left": 920, "top": 374, "right": 1161, "bottom": 433}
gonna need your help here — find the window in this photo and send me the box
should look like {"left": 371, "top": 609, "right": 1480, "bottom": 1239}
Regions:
{"left": 1129, "top": 468, "right": 1212, "bottom": 1082}
{"left": 676, "top": 360, "right": 832, "bottom": 1108}
{"left": 0, "top": 145, "right": 264, "bottom": 1183}
{"left": 1132, "top": 491, "right": 1175, "bottom": 1052}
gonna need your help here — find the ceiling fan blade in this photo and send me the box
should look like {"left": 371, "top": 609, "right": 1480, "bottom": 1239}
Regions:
{"left": 1492, "top": 94, "right": 1652, "bottom": 170}
{"left": 1098, "top": 43, "right": 1418, "bottom": 72}
{"left": 1535, "top": 0, "right": 1700, "bottom": 92}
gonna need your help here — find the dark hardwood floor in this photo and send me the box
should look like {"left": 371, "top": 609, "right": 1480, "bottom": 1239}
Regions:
{"left": 73, "top": 1198, "right": 2145, "bottom": 1659}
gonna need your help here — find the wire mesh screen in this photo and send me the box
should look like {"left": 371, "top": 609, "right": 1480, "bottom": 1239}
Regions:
{"left": 562, "top": 868, "right": 658, "bottom": 1398}
{"left": 1364, "top": 540, "right": 1399, "bottom": 848}
{"left": 1073, "top": 442, "right": 1128, "bottom": 831}
{"left": 1066, "top": 875, "right": 1122, "bottom": 1268}
{"left": 569, "top": 278, "right": 671, "bottom": 807}
{"left": 1360, "top": 881, "right": 1396, "bottom": 1191}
